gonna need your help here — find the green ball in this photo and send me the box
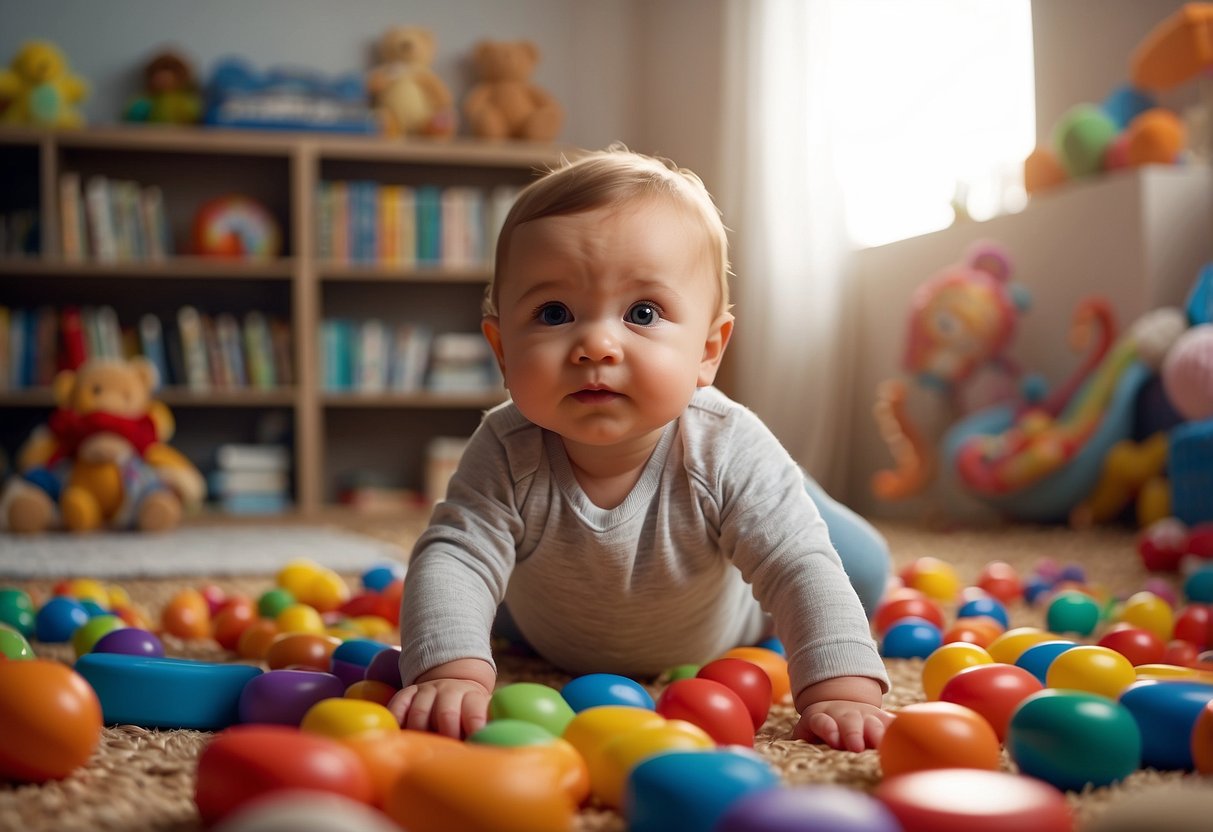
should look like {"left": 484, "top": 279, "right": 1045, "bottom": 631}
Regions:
{"left": 257, "top": 588, "right": 295, "bottom": 619}
{"left": 469, "top": 718, "right": 555, "bottom": 747}
{"left": 1008, "top": 689, "right": 1141, "bottom": 791}
{"left": 664, "top": 663, "right": 701, "bottom": 682}
{"left": 0, "top": 588, "right": 35, "bottom": 637}
{"left": 488, "top": 682, "right": 575, "bottom": 736}
{"left": 71, "top": 614, "right": 127, "bottom": 658}
{"left": 0, "top": 622, "right": 34, "bottom": 660}
{"left": 1054, "top": 104, "right": 1118, "bottom": 178}
{"left": 1046, "top": 590, "right": 1101, "bottom": 636}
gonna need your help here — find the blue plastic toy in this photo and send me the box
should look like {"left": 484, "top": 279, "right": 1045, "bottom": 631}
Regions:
{"left": 1119, "top": 680, "right": 1213, "bottom": 770}
{"left": 625, "top": 749, "right": 780, "bottom": 832}
{"left": 561, "top": 673, "right": 655, "bottom": 713}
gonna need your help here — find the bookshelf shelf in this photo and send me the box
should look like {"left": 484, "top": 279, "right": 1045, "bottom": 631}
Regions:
{"left": 0, "top": 125, "right": 562, "bottom": 516}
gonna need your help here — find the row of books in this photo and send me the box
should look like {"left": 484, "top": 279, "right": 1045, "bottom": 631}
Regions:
{"left": 208, "top": 442, "right": 292, "bottom": 515}
{"left": 0, "top": 209, "right": 39, "bottom": 257}
{"left": 319, "top": 318, "right": 500, "bottom": 394}
{"left": 315, "top": 181, "right": 519, "bottom": 268}
{"left": 59, "top": 173, "right": 173, "bottom": 262}
{"left": 0, "top": 304, "right": 292, "bottom": 393}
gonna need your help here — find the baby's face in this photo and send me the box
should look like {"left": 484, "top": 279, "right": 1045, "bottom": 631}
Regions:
{"left": 483, "top": 198, "right": 731, "bottom": 450}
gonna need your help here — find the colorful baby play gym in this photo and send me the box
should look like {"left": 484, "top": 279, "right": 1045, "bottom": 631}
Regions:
{"left": 3, "top": 2, "right": 1213, "bottom": 831}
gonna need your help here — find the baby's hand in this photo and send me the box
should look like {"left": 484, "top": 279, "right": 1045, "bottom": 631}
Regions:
{"left": 792, "top": 699, "right": 893, "bottom": 752}
{"left": 388, "top": 677, "right": 492, "bottom": 738}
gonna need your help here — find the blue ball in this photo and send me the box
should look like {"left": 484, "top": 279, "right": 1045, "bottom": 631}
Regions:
{"left": 561, "top": 673, "right": 654, "bottom": 712}
{"left": 880, "top": 617, "right": 942, "bottom": 659}
{"left": 1102, "top": 84, "right": 1157, "bottom": 129}
{"left": 625, "top": 749, "right": 780, "bottom": 832}
{"left": 1014, "top": 639, "right": 1077, "bottom": 685}
{"left": 756, "top": 636, "right": 786, "bottom": 656}
{"left": 1023, "top": 576, "right": 1053, "bottom": 605}
{"left": 361, "top": 561, "right": 406, "bottom": 592}
{"left": 957, "top": 596, "right": 1010, "bottom": 628}
{"left": 1119, "top": 680, "right": 1213, "bottom": 770}
{"left": 1184, "top": 565, "right": 1213, "bottom": 604}
{"left": 35, "top": 595, "right": 90, "bottom": 643}
{"left": 81, "top": 599, "right": 110, "bottom": 618}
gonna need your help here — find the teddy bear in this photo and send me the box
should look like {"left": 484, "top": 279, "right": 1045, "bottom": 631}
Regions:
{"left": 123, "top": 48, "right": 202, "bottom": 125}
{"left": 462, "top": 39, "right": 563, "bottom": 142}
{"left": 366, "top": 26, "right": 456, "bottom": 138}
{"left": 2, "top": 357, "right": 206, "bottom": 534}
{"left": 0, "top": 40, "right": 89, "bottom": 128}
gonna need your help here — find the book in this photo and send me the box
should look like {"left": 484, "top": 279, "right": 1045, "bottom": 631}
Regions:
{"left": 85, "top": 176, "right": 117, "bottom": 262}
{"left": 207, "top": 468, "right": 290, "bottom": 494}
{"left": 215, "top": 312, "right": 247, "bottom": 388}
{"left": 177, "top": 305, "right": 210, "bottom": 391}
{"left": 95, "top": 305, "right": 124, "bottom": 360}
{"left": 140, "top": 185, "right": 171, "bottom": 259}
{"left": 33, "top": 305, "right": 58, "bottom": 387}
{"left": 215, "top": 443, "right": 290, "bottom": 472}
{"left": 268, "top": 317, "right": 293, "bottom": 387}
{"left": 138, "top": 313, "right": 170, "bottom": 387}
{"left": 357, "top": 318, "right": 389, "bottom": 392}
{"left": 60, "top": 306, "right": 86, "bottom": 371}
{"left": 427, "top": 331, "right": 496, "bottom": 393}
{"left": 243, "top": 310, "right": 276, "bottom": 389}
{"left": 389, "top": 323, "right": 431, "bottom": 392}
{"left": 415, "top": 185, "right": 442, "bottom": 265}
{"left": 59, "top": 172, "right": 85, "bottom": 261}
{"left": 201, "top": 313, "right": 230, "bottom": 388}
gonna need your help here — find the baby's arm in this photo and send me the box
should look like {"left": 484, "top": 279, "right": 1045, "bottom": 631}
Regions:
{"left": 791, "top": 675, "right": 892, "bottom": 752}
{"left": 388, "top": 657, "right": 496, "bottom": 738}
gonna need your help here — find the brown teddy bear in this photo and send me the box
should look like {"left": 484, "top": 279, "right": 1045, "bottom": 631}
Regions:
{"left": 367, "top": 26, "right": 456, "bottom": 138}
{"left": 2, "top": 357, "right": 205, "bottom": 534}
{"left": 463, "top": 39, "right": 563, "bottom": 142}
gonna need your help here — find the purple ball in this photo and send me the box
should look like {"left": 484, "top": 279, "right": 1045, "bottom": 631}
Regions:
{"left": 364, "top": 645, "right": 403, "bottom": 689}
{"left": 238, "top": 669, "right": 346, "bottom": 726}
{"left": 92, "top": 627, "right": 165, "bottom": 658}
{"left": 715, "top": 785, "right": 903, "bottom": 832}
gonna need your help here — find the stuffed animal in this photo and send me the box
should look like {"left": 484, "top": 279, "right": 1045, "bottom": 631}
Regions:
{"left": 123, "top": 49, "right": 202, "bottom": 125}
{"left": 367, "top": 26, "right": 456, "bottom": 138}
{"left": 0, "top": 40, "right": 89, "bottom": 128}
{"left": 462, "top": 39, "right": 563, "bottom": 142}
{"left": 2, "top": 357, "right": 205, "bottom": 534}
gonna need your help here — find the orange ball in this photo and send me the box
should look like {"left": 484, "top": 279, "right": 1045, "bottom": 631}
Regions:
{"left": 161, "top": 587, "right": 212, "bottom": 640}
{"left": 720, "top": 646, "right": 791, "bottom": 704}
{"left": 211, "top": 597, "right": 257, "bottom": 652}
{"left": 1125, "top": 107, "right": 1185, "bottom": 167}
{"left": 879, "top": 701, "right": 1001, "bottom": 777}
{"left": 0, "top": 659, "right": 103, "bottom": 781}
{"left": 264, "top": 633, "right": 342, "bottom": 671}
{"left": 943, "top": 617, "right": 1005, "bottom": 648}
{"left": 345, "top": 679, "right": 397, "bottom": 707}
{"left": 236, "top": 618, "right": 281, "bottom": 661}
{"left": 1024, "top": 146, "right": 1068, "bottom": 195}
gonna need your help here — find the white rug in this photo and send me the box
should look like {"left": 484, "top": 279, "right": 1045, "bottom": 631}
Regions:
{"left": 0, "top": 526, "right": 407, "bottom": 579}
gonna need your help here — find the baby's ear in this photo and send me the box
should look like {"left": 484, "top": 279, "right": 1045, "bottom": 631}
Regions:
{"left": 698, "top": 313, "right": 734, "bottom": 386}
{"left": 481, "top": 316, "right": 507, "bottom": 378}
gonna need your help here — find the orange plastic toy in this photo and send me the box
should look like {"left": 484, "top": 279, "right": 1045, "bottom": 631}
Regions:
{"left": 0, "top": 659, "right": 103, "bottom": 782}
{"left": 878, "top": 702, "right": 1002, "bottom": 777}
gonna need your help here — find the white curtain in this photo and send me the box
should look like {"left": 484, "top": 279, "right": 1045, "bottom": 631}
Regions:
{"left": 717, "top": 0, "right": 857, "bottom": 495}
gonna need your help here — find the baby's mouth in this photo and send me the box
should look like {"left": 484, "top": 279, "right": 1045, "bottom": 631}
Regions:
{"left": 571, "top": 387, "right": 621, "bottom": 404}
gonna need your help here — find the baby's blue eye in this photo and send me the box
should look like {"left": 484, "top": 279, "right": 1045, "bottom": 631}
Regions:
{"left": 537, "top": 303, "right": 571, "bottom": 325}
{"left": 626, "top": 302, "right": 660, "bottom": 326}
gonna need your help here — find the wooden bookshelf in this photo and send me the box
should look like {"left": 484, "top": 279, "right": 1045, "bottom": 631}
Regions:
{"left": 0, "top": 125, "right": 562, "bottom": 516}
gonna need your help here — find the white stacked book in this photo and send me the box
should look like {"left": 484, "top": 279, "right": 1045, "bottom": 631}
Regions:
{"left": 210, "top": 443, "right": 292, "bottom": 515}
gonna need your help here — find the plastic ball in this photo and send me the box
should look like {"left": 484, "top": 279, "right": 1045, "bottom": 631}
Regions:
{"left": 1174, "top": 603, "right": 1213, "bottom": 650}
{"left": 469, "top": 718, "right": 556, "bottom": 747}
{"left": 1193, "top": 699, "right": 1213, "bottom": 774}
{"left": 1162, "top": 324, "right": 1213, "bottom": 421}
{"left": 257, "top": 588, "right": 295, "bottom": 619}
{"left": 874, "top": 588, "right": 946, "bottom": 634}
{"left": 361, "top": 561, "right": 406, "bottom": 593}
{"left": 161, "top": 587, "right": 211, "bottom": 640}
{"left": 1124, "top": 107, "right": 1185, "bottom": 166}
{"left": 957, "top": 596, "right": 1010, "bottom": 629}
{"left": 594, "top": 719, "right": 714, "bottom": 808}
{"left": 939, "top": 663, "right": 1043, "bottom": 742}
{"left": 1138, "top": 518, "right": 1188, "bottom": 572}
{"left": 70, "top": 613, "right": 126, "bottom": 657}
{"left": 1184, "top": 565, "right": 1213, "bottom": 604}
{"left": 1119, "top": 679, "right": 1213, "bottom": 770}
{"left": 35, "top": 595, "right": 90, "bottom": 643}
{"left": 716, "top": 784, "right": 903, "bottom": 832}
{"left": 561, "top": 673, "right": 655, "bottom": 713}
{"left": 363, "top": 645, "right": 403, "bottom": 689}
{"left": 1097, "top": 624, "right": 1166, "bottom": 666}
{"left": 881, "top": 618, "right": 943, "bottom": 659}
{"left": 1013, "top": 639, "right": 1077, "bottom": 685}
{"left": 1116, "top": 590, "right": 1174, "bottom": 643}
{"left": 1046, "top": 645, "right": 1136, "bottom": 700}
{"left": 1023, "top": 147, "right": 1069, "bottom": 196}
{"left": 664, "top": 664, "right": 701, "bottom": 682}
{"left": 942, "top": 617, "right": 1003, "bottom": 648}
{"left": 625, "top": 749, "right": 779, "bottom": 832}
{"left": 489, "top": 682, "right": 576, "bottom": 736}
{"left": 986, "top": 627, "right": 1056, "bottom": 664}
{"left": 328, "top": 639, "right": 390, "bottom": 688}
{"left": 1102, "top": 84, "right": 1157, "bottom": 129}
{"left": 0, "top": 623, "right": 34, "bottom": 660}
{"left": 654, "top": 677, "right": 755, "bottom": 747}
{"left": 875, "top": 768, "right": 1074, "bottom": 832}
{"left": 275, "top": 603, "right": 326, "bottom": 635}
{"left": 300, "top": 698, "right": 399, "bottom": 740}
{"left": 922, "top": 642, "right": 994, "bottom": 700}
{"left": 563, "top": 705, "right": 665, "bottom": 785}
{"left": 263, "top": 633, "right": 341, "bottom": 672}
{"left": 1045, "top": 590, "right": 1100, "bottom": 636}
{"left": 878, "top": 702, "right": 1001, "bottom": 777}
{"left": 343, "top": 680, "right": 396, "bottom": 706}
{"left": 975, "top": 561, "right": 1024, "bottom": 604}
{"left": 696, "top": 658, "right": 773, "bottom": 731}
{"left": 0, "top": 587, "right": 35, "bottom": 637}
{"left": 898, "top": 557, "right": 961, "bottom": 602}
{"left": 239, "top": 669, "right": 346, "bottom": 726}
{"left": 207, "top": 791, "right": 402, "bottom": 832}
{"left": 1007, "top": 689, "right": 1140, "bottom": 790}
{"left": 1054, "top": 103, "right": 1118, "bottom": 177}
{"left": 720, "top": 646, "right": 791, "bottom": 704}
{"left": 236, "top": 619, "right": 281, "bottom": 661}
{"left": 211, "top": 597, "right": 258, "bottom": 652}
{"left": 0, "top": 659, "right": 103, "bottom": 782}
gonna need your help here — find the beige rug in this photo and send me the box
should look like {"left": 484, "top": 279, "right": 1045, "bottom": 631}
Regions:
{"left": 1, "top": 518, "right": 1211, "bottom": 831}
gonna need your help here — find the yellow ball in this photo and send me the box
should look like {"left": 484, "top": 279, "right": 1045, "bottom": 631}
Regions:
{"left": 349, "top": 615, "right": 395, "bottom": 639}
{"left": 1046, "top": 645, "right": 1136, "bottom": 700}
{"left": 1115, "top": 591, "right": 1173, "bottom": 642}
{"left": 562, "top": 705, "right": 664, "bottom": 792}
{"left": 905, "top": 557, "right": 962, "bottom": 603}
{"left": 65, "top": 578, "right": 110, "bottom": 608}
{"left": 592, "top": 719, "right": 713, "bottom": 808}
{"left": 300, "top": 697, "right": 398, "bottom": 739}
{"left": 275, "top": 603, "right": 326, "bottom": 635}
{"left": 277, "top": 558, "right": 324, "bottom": 597}
{"left": 301, "top": 569, "right": 351, "bottom": 613}
{"left": 987, "top": 627, "right": 1057, "bottom": 664}
{"left": 921, "top": 642, "right": 994, "bottom": 700}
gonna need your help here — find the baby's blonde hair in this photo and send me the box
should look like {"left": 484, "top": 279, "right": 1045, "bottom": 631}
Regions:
{"left": 485, "top": 146, "right": 731, "bottom": 317}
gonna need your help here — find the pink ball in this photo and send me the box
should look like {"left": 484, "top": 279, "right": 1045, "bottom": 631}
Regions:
{"left": 1162, "top": 325, "right": 1213, "bottom": 420}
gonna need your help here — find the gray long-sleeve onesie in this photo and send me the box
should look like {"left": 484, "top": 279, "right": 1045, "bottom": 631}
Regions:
{"left": 399, "top": 386, "right": 889, "bottom": 700}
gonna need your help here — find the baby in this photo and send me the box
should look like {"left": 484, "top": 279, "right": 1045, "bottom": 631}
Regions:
{"left": 389, "top": 148, "right": 892, "bottom": 751}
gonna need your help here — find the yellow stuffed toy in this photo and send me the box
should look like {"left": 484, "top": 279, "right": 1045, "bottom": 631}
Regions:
{"left": 462, "top": 39, "right": 563, "bottom": 142}
{"left": 0, "top": 40, "right": 89, "bottom": 128}
{"left": 2, "top": 357, "right": 205, "bottom": 534}
{"left": 367, "top": 26, "right": 456, "bottom": 138}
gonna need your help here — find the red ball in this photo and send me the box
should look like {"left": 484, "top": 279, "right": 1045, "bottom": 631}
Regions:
{"left": 938, "top": 663, "right": 1043, "bottom": 742}
{"left": 1097, "top": 624, "right": 1166, "bottom": 666}
{"left": 874, "top": 591, "right": 946, "bottom": 635}
{"left": 1186, "top": 524, "right": 1213, "bottom": 559}
{"left": 976, "top": 562, "right": 1023, "bottom": 604}
{"left": 655, "top": 678, "right": 755, "bottom": 747}
{"left": 696, "top": 658, "right": 773, "bottom": 732}
{"left": 875, "top": 768, "right": 1073, "bottom": 832}
{"left": 1164, "top": 639, "right": 1201, "bottom": 667}
{"left": 1174, "top": 604, "right": 1213, "bottom": 651}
